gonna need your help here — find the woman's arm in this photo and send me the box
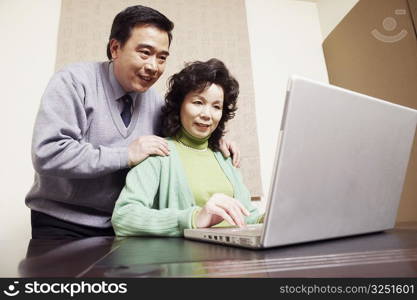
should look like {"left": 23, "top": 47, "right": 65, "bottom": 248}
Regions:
{"left": 233, "top": 166, "right": 264, "bottom": 225}
{"left": 111, "top": 157, "right": 197, "bottom": 237}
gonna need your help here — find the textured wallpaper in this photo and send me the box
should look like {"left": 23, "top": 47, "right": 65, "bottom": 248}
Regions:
{"left": 56, "top": 0, "right": 262, "bottom": 197}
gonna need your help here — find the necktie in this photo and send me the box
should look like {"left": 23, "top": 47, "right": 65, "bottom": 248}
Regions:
{"left": 120, "top": 95, "right": 133, "bottom": 127}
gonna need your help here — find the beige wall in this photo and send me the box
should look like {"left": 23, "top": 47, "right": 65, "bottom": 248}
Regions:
{"left": 246, "top": 0, "right": 328, "bottom": 211}
{"left": 1, "top": 0, "right": 329, "bottom": 239}
{"left": 316, "top": 0, "right": 360, "bottom": 38}
{"left": 0, "top": 0, "right": 61, "bottom": 240}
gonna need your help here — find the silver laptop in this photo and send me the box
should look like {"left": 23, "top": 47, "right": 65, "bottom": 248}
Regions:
{"left": 184, "top": 75, "right": 417, "bottom": 249}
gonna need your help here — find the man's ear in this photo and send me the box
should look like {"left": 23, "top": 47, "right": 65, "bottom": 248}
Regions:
{"left": 109, "top": 39, "right": 121, "bottom": 60}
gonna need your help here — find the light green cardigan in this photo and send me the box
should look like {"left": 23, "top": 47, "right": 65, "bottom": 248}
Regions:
{"left": 111, "top": 138, "right": 261, "bottom": 237}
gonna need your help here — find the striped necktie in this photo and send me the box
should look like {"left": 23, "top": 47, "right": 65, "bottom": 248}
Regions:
{"left": 120, "top": 94, "right": 133, "bottom": 127}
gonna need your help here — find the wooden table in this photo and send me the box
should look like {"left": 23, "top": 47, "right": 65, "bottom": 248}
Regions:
{"left": 4, "top": 223, "right": 417, "bottom": 278}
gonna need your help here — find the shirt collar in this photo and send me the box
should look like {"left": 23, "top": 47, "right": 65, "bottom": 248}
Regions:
{"left": 108, "top": 62, "right": 133, "bottom": 101}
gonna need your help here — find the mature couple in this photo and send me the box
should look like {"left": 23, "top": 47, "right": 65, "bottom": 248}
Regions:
{"left": 26, "top": 5, "right": 262, "bottom": 239}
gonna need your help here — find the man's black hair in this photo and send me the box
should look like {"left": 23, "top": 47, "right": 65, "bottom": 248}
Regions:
{"left": 106, "top": 5, "right": 174, "bottom": 60}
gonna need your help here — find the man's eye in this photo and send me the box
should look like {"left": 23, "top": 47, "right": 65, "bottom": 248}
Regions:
{"left": 158, "top": 56, "right": 167, "bottom": 61}
{"left": 139, "top": 50, "right": 150, "bottom": 56}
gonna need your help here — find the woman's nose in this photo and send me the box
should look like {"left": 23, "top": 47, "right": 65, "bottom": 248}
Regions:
{"left": 199, "top": 106, "right": 211, "bottom": 119}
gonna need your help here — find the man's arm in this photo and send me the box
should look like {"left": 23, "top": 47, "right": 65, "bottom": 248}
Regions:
{"left": 32, "top": 69, "right": 127, "bottom": 178}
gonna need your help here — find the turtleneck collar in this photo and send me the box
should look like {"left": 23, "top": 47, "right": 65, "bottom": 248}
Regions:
{"left": 176, "top": 127, "right": 210, "bottom": 150}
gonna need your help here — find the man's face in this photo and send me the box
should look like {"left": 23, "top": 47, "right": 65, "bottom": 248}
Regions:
{"left": 110, "top": 24, "right": 170, "bottom": 93}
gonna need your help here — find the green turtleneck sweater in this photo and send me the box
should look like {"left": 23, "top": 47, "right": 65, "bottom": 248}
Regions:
{"left": 174, "top": 129, "right": 234, "bottom": 207}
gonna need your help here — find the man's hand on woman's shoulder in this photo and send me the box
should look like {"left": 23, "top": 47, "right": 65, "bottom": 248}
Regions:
{"left": 128, "top": 135, "right": 170, "bottom": 167}
{"left": 219, "top": 138, "right": 241, "bottom": 168}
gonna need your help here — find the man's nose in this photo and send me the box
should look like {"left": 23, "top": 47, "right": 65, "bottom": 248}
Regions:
{"left": 144, "top": 57, "right": 158, "bottom": 74}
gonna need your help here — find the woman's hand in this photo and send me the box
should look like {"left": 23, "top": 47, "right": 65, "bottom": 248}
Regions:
{"left": 195, "top": 193, "right": 250, "bottom": 228}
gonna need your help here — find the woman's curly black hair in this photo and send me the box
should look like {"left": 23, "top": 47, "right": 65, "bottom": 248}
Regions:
{"left": 161, "top": 58, "right": 239, "bottom": 151}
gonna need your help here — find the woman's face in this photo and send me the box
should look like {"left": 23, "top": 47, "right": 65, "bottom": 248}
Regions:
{"left": 180, "top": 83, "right": 224, "bottom": 139}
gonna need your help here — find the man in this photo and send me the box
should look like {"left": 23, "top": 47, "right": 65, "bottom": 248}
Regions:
{"left": 26, "top": 5, "right": 240, "bottom": 239}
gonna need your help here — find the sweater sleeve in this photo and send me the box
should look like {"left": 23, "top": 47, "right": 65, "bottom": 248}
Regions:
{"left": 111, "top": 157, "right": 197, "bottom": 237}
{"left": 31, "top": 68, "right": 128, "bottom": 179}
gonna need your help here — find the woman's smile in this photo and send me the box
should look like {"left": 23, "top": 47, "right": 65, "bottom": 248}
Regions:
{"left": 194, "top": 122, "right": 210, "bottom": 130}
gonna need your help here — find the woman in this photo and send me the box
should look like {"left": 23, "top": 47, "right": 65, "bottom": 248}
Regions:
{"left": 111, "top": 58, "right": 263, "bottom": 237}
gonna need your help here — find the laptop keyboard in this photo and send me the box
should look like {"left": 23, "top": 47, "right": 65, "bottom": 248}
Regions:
{"left": 204, "top": 224, "right": 263, "bottom": 236}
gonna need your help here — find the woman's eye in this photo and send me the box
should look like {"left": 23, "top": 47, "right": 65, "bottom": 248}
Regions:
{"left": 214, "top": 106, "right": 222, "bottom": 110}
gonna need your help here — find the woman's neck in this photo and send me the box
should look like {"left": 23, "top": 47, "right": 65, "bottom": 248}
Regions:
{"left": 176, "top": 127, "right": 210, "bottom": 150}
